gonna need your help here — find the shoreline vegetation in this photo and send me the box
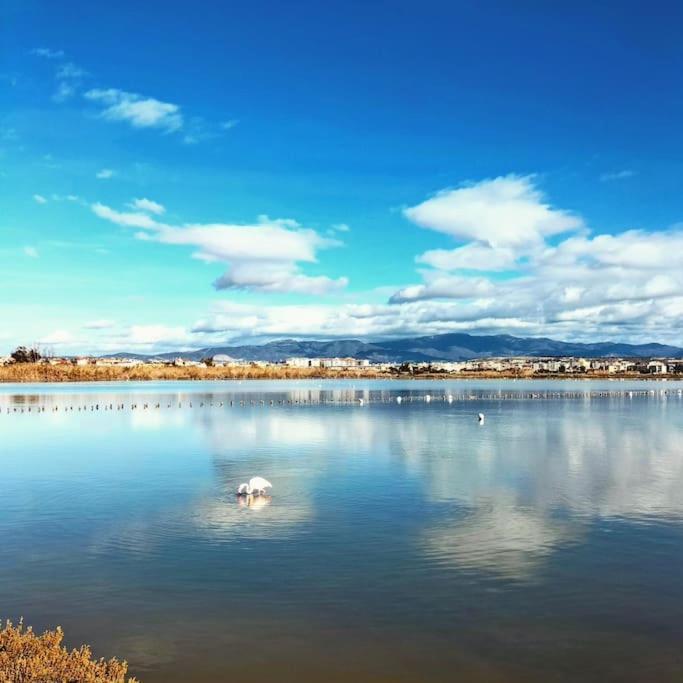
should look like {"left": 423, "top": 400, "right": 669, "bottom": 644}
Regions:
{"left": 0, "top": 620, "right": 137, "bottom": 683}
{"left": 0, "top": 363, "right": 679, "bottom": 383}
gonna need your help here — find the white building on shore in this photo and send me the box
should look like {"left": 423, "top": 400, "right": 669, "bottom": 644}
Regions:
{"left": 285, "top": 357, "right": 370, "bottom": 369}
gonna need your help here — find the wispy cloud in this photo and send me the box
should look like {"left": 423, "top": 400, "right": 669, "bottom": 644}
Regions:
{"left": 30, "top": 47, "right": 65, "bottom": 59}
{"left": 39, "top": 329, "right": 72, "bottom": 345}
{"left": 127, "top": 198, "right": 165, "bottom": 215}
{"left": 600, "top": 169, "right": 636, "bottom": 182}
{"left": 52, "top": 61, "right": 88, "bottom": 102}
{"left": 85, "top": 88, "right": 183, "bottom": 133}
{"left": 33, "top": 194, "right": 47, "bottom": 204}
{"left": 83, "top": 319, "right": 115, "bottom": 330}
{"left": 23, "top": 246, "right": 39, "bottom": 258}
{"left": 96, "top": 168, "right": 116, "bottom": 180}
{"left": 0, "top": 127, "right": 18, "bottom": 142}
{"left": 31, "top": 48, "right": 87, "bottom": 101}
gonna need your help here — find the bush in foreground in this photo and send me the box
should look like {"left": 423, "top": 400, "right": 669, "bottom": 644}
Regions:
{"left": 0, "top": 621, "right": 138, "bottom": 683}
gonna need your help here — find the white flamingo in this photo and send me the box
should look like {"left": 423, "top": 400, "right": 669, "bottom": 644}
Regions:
{"left": 237, "top": 476, "right": 273, "bottom": 495}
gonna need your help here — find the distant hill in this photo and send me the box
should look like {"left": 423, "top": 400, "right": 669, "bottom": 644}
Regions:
{"left": 102, "top": 332, "right": 683, "bottom": 363}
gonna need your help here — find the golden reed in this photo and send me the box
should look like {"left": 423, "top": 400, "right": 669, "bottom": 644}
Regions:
{"left": 0, "top": 620, "right": 137, "bottom": 683}
{"left": 0, "top": 362, "right": 388, "bottom": 383}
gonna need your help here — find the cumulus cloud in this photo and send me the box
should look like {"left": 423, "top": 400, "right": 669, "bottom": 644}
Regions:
{"left": 91, "top": 203, "right": 347, "bottom": 296}
{"left": 390, "top": 273, "right": 494, "bottom": 303}
{"left": 213, "top": 262, "right": 347, "bottom": 295}
{"left": 404, "top": 175, "right": 583, "bottom": 248}
{"left": 79, "top": 173, "right": 683, "bottom": 347}
{"left": 418, "top": 243, "right": 517, "bottom": 271}
{"left": 390, "top": 176, "right": 683, "bottom": 341}
{"left": 85, "top": 88, "right": 183, "bottom": 132}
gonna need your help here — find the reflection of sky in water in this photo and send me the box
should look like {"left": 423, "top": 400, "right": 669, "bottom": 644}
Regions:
{"left": 2, "top": 380, "right": 683, "bottom": 682}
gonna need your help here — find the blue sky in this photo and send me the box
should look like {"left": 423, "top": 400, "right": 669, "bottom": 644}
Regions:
{"left": 1, "top": 0, "right": 682, "bottom": 354}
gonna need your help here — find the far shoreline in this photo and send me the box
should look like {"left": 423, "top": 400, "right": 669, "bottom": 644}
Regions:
{"left": 1, "top": 363, "right": 681, "bottom": 384}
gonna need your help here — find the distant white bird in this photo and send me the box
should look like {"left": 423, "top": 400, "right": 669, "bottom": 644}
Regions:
{"left": 478, "top": 412, "right": 485, "bottom": 424}
{"left": 447, "top": 394, "right": 454, "bottom": 403}
{"left": 358, "top": 398, "right": 365, "bottom": 406}
{"left": 396, "top": 396, "right": 402, "bottom": 404}
{"left": 425, "top": 394, "right": 431, "bottom": 403}
{"left": 237, "top": 476, "right": 273, "bottom": 495}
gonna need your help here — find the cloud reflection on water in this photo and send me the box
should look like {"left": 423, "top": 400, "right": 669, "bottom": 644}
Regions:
{"left": 4, "top": 382, "right": 683, "bottom": 582}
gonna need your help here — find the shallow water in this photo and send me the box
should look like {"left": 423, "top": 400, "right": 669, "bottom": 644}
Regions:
{"left": 2, "top": 379, "right": 683, "bottom": 682}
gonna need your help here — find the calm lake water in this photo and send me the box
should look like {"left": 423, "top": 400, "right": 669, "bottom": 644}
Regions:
{"left": 2, "top": 379, "right": 683, "bottom": 682}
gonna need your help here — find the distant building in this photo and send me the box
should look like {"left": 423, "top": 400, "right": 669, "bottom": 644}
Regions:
{"left": 211, "top": 354, "right": 246, "bottom": 367}
{"left": 285, "top": 357, "right": 370, "bottom": 369}
{"left": 647, "top": 360, "right": 668, "bottom": 374}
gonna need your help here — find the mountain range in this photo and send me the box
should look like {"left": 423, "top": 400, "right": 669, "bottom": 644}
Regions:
{"left": 105, "top": 332, "right": 683, "bottom": 363}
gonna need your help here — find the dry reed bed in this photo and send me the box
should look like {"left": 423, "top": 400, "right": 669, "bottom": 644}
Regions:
{"left": 0, "top": 621, "right": 137, "bottom": 683}
{"left": 0, "top": 363, "right": 667, "bottom": 383}
{"left": 0, "top": 363, "right": 388, "bottom": 383}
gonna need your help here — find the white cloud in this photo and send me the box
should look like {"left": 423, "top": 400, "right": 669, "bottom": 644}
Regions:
{"left": 33, "top": 194, "right": 47, "bottom": 204}
{"left": 213, "top": 262, "right": 348, "bottom": 295}
{"left": 418, "top": 244, "right": 517, "bottom": 271}
{"left": 74, "top": 173, "right": 683, "bottom": 347}
{"left": 378, "top": 175, "right": 683, "bottom": 341}
{"left": 92, "top": 203, "right": 159, "bottom": 229}
{"left": 390, "top": 273, "right": 494, "bottom": 303}
{"left": 91, "top": 203, "right": 347, "bottom": 296}
{"left": 331, "top": 223, "right": 351, "bottom": 233}
{"left": 23, "top": 246, "right": 39, "bottom": 258}
{"left": 404, "top": 175, "right": 583, "bottom": 248}
{"left": 96, "top": 168, "right": 115, "bottom": 179}
{"left": 127, "top": 198, "right": 165, "bottom": 215}
{"left": 221, "top": 119, "right": 239, "bottom": 130}
{"left": 85, "top": 88, "right": 183, "bottom": 132}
